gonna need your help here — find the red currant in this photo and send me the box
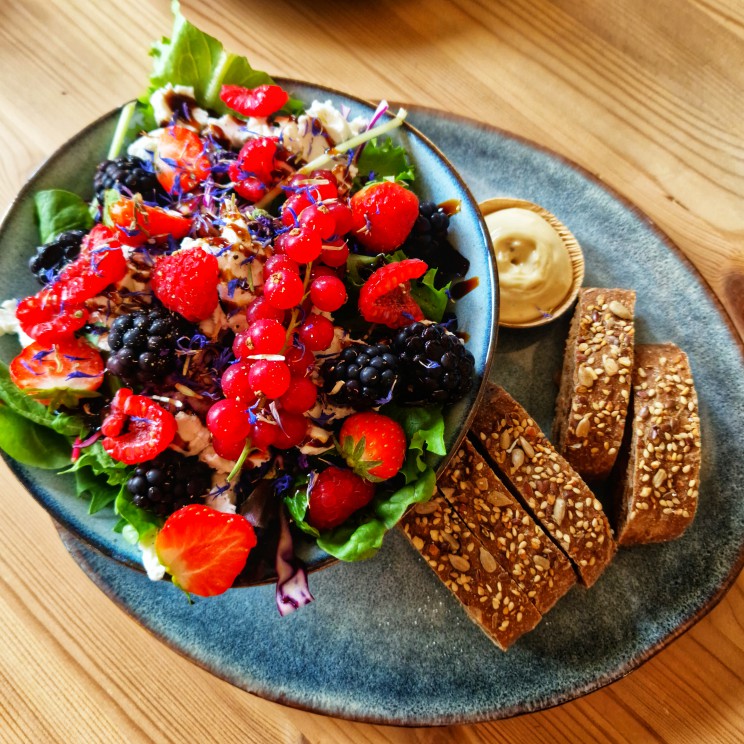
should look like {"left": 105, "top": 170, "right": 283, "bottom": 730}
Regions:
{"left": 234, "top": 319, "right": 286, "bottom": 356}
{"left": 281, "top": 193, "right": 312, "bottom": 227}
{"left": 285, "top": 345, "right": 315, "bottom": 377}
{"left": 279, "top": 376, "right": 318, "bottom": 413}
{"left": 220, "top": 362, "right": 257, "bottom": 403}
{"left": 282, "top": 227, "right": 322, "bottom": 264}
{"left": 299, "top": 204, "right": 336, "bottom": 239}
{"left": 298, "top": 313, "right": 335, "bottom": 351}
{"left": 233, "top": 176, "right": 266, "bottom": 203}
{"left": 213, "top": 435, "right": 248, "bottom": 460}
{"left": 245, "top": 296, "right": 286, "bottom": 324}
{"left": 320, "top": 238, "right": 350, "bottom": 268}
{"left": 248, "top": 359, "right": 291, "bottom": 399}
{"left": 263, "top": 253, "right": 299, "bottom": 280}
{"left": 264, "top": 268, "right": 304, "bottom": 310}
{"left": 251, "top": 420, "right": 278, "bottom": 452}
{"left": 272, "top": 411, "right": 309, "bottom": 449}
{"left": 323, "top": 200, "right": 354, "bottom": 236}
{"left": 310, "top": 275, "right": 347, "bottom": 312}
{"left": 207, "top": 399, "right": 252, "bottom": 442}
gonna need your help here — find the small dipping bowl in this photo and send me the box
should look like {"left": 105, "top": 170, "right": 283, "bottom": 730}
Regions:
{"left": 479, "top": 197, "right": 585, "bottom": 328}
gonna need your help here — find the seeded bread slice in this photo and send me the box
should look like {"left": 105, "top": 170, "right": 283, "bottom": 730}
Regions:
{"left": 472, "top": 383, "right": 616, "bottom": 587}
{"left": 615, "top": 343, "right": 701, "bottom": 545}
{"left": 553, "top": 288, "right": 636, "bottom": 481}
{"left": 400, "top": 495, "right": 542, "bottom": 650}
{"left": 442, "top": 438, "right": 576, "bottom": 614}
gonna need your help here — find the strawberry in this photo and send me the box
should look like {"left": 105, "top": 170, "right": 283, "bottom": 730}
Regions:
{"left": 101, "top": 388, "right": 177, "bottom": 464}
{"left": 154, "top": 125, "right": 211, "bottom": 195}
{"left": 108, "top": 196, "right": 192, "bottom": 247}
{"left": 155, "top": 504, "right": 257, "bottom": 597}
{"left": 350, "top": 181, "right": 419, "bottom": 253}
{"left": 58, "top": 225, "right": 127, "bottom": 302}
{"left": 338, "top": 412, "right": 407, "bottom": 482}
{"left": 220, "top": 84, "right": 289, "bottom": 118}
{"left": 358, "top": 258, "right": 427, "bottom": 329}
{"left": 9, "top": 337, "right": 104, "bottom": 403}
{"left": 151, "top": 247, "right": 220, "bottom": 322}
{"left": 306, "top": 466, "right": 376, "bottom": 531}
{"left": 15, "top": 286, "right": 88, "bottom": 345}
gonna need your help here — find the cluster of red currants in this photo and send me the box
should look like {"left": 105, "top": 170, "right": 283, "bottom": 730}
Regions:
{"left": 205, "top": 169, "right": 353, "bottom": 463}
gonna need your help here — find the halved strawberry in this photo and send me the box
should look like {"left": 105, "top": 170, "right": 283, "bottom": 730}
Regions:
{"left": 358, "top": 258, "right": 427, "bottom": 329}
{"left": 108, "top": 196, "right": 192, "bottom": 247}
{"left": 58, "top": 225, "right": 127, "bottom": 303}
{"left": 101, "top": 388, "right": 177, "bottom": 464}
{"left": 9, "top": 337, "right": 104, "bottom": 403}
{"left": 15, "top": 285, "right": 88, "bottom": 345}
{"left": 154, "top": 125, "right": 211, "bottom": 195}
{"left": 338, "top": 412, "right": 407, "bottom": 482}
{"left": 155, "top": 504, "right": 257, "bottom": 597}
{"left": 219, "top": 84, "right": 289, "bottom": 118}
{"left": 350, "top": 181, "right": 419, "bottom": 253}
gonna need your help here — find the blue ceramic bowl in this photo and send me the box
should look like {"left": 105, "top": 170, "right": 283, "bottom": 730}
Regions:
{"left": 0, "top": 82, "right": 498, "bottom": 584}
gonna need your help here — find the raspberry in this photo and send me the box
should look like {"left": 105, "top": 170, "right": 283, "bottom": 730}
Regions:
{"left": 151, "top": 248, "right": 220, "bottom": 322}
{"left": 358, "top": 258, "right": 427, "bottom": 329}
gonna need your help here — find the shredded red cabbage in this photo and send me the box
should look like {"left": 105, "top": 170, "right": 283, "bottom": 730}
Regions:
{"left": 275, "top": 506, "right": 314, "bottom": 616}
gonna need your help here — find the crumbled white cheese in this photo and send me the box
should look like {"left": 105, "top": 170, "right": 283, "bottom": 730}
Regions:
{"left": 199, "top": 444, "right": 236, "bottom": 474}
{"left": 127, "top": 132, "right": 160, "bottom": 162}
{"left": 198, "top": 304, "right": 230, "bottom": 338}
{"left": 126, "top": 528, "right": 166, "bottom": 582}
{"left": 305, "top": 99, "right": 366, "bottom": 143}
{"left": 173, "top": 412, "right": 211, "bottom": 456}
{"left": 205, "top": 473, "right": 238, "bottom": 514}
{"left": 0, "top": 299, "right": 33, "bottom": 347}
{"left": 150, "top": 84, "right": 209, "bottom": 128}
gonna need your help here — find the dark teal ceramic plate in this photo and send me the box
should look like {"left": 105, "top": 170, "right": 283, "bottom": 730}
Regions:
{"left": 0, "top": 83, "right": 497, "bottom": 584}
{"left": 57, "top": 107, "right": 744, "bottom": 725}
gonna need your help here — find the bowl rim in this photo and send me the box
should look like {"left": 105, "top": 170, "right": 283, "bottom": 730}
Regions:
{"left": 0, "top": 80, "right": 499, "bottom": 586}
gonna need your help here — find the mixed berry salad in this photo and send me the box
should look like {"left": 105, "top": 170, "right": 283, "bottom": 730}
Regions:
{"left": 0, "top": 4, "right": 476, "bottom": 610}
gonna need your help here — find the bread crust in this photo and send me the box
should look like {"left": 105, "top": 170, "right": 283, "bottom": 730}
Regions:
{"left": 472, "top": 383, "right": 616, "bottom": 587}
{"left": 553, "top": 288, "right": 636, "bottom": 481}
{"left": 443, "top": 438, "right": 576, "bottom": 614}
{"left": 615, "top": 343, "right": 701, "bottom": 545}
{"left": 400, "top": 494, "right": 542, "bottom": 650}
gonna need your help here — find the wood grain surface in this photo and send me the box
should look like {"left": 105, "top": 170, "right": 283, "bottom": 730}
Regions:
{"left": 1, "top": 1, "right": 743, "bottom": 742}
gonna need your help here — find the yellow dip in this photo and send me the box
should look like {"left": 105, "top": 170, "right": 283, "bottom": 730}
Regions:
{"left": 485, "top": 208, "right": 573, "bottom": 324}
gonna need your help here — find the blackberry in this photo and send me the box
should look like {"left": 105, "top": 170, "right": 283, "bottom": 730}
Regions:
{"left": 321, "top": 343, "right": 399, "bottom": 409}
{"left": 394, "top": 322, "right": 475, "bottom": 406}
{"left": 106, "top": 306, "right": 185, "bottom": 385}
{"left": 403, "top": 202, "right": 470, "bottom": 286}
{"left": 28, "top": 229, "right": 86, "bottom": 285}
{"left": 93, "top": 156, "right": 165, "bottom": 203}
{"left": 126, "top": 449, "right": 212, "bottom": 516}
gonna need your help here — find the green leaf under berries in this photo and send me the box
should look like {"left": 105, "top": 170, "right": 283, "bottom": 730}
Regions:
{"left": 356, "top": 137, "right": 415, "bottom": 185}
{"left": 144, "top": 1, "right": 304, "bottom": 117}
{"left": 34, "top": 189, "right": 93, "bottom": 245}
{"left": 74, "top": 467, "right": 121, "bottom": 515}
{"left": 114, "top": 486, "right": 163, "bottom": 542}
{"left": 284, "top": 474, "right": 320, "bottom": 539}
{"left": 0, "top": 361, "right": 85, "bottom": 438}
{"left": 410, "top": 268, "right": 451, "bottom": 323}
{"left": 61, "top": 441, "right": 132, "bottom": 487}
{"left": 382, "top": 404, "right": 446, "bottom": 483}
{"left": 0, "top": 405, "right": 73, "bottom": 470}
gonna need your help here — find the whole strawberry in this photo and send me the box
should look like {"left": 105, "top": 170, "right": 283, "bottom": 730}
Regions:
{"left": 338, "top": 411, "right": 407, "bottom": 481}
{"left": 155, "top": 504, "right": 257, "bottom": 597}
{"left": 350, "top": 181, "right": 419, "bottom": 253}
{"left": 151, "top": 247, "right": 220, "bottom": 322}
{"left": 306, "top": 466, "right": 376, "bottom": 531}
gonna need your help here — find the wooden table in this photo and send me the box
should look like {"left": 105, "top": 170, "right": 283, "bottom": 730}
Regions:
{"left": 1, "top": 1, "right": 742, "bottom": 741}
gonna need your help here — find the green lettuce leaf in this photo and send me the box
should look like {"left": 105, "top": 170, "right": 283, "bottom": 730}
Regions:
{"left": 35, "top": 189, "right": 93, "bottom": 244}
{"left": 62, "top": 441, "right": 131, "bottom": 487}
{"left": 115, "top": 487, "right": 162, "bottom": 541}
{"left": 145, "top": 1, "right": 303, "bottom": 116}
{"left": 74, "top": 467, "right": 121, "bottom": 515}
{"left": 410, "top": 268, "right": 451, "bottom": 323}
{"left": 285, "top": 474, "right": 320, "bottom": 539}
{"left": 356, "top": 137, "right": 415, "bottom": 183}
{"left": 0, "top": 362, "right": 84, "bottom": 438}
{"left": 0, "top": 405, "right": 72, "bottom": 470}
{"left": 383, "top": 403, "right": 446, "bottom": 483}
